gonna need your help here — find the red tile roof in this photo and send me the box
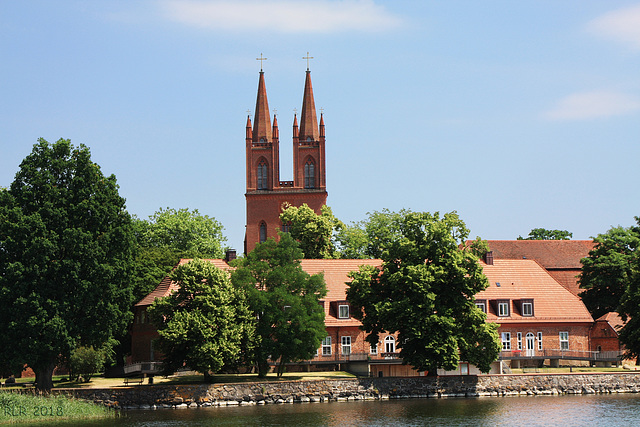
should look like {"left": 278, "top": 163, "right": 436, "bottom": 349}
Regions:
{"left": 483, "top": 240, "right": 594, "bottom": 269}
{"left": 596, "top": 312, "right": 626, "bottom": 333}
{"left": 477, "top": 259, "right": 593, "bottom": 324}
{"left": 300, "top": 259, "right": 381, "bottom": 326}
{"left": 134, "top": 259, "right": 232, "bottom": 307}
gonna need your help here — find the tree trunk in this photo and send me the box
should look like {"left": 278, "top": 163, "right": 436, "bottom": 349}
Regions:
{"left": 35, "top": 361, "right": 56, "bottom": 394}
{"left": 276, "top": 360, "right": 287, "bottom": 377}
{"left": 257, "top": 360, "right": 270, "bottom": 378}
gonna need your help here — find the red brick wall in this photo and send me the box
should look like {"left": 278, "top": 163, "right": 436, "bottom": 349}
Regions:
{"left": 245, "top": 191, "right": 327, "bottom": 253}
{"left": 497, "top": 323, "right": 591, "bottom": 354}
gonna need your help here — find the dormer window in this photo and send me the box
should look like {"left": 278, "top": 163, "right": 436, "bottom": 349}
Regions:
{"left": 475, "top": 299, "right": 487, "bottom": 313}
{"left": 498, "top": 300, "right": 510, "bottom": 317}
{"left": 522, "top": 300, "right": 534, "bottom": 317}
{"left": 338, "top": 304, "right": 349, "bottom": 319}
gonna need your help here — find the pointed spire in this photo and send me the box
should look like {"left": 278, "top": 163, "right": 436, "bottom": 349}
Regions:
{"left": 252, "top": 71, "right": 272, "bottom": 142}
{"left": 298, "top": 70, "right": 318, "bottom": 141}
{"left": 292, "top": 113, "right": 299, "bottom": 139}
{"left": 319, "top": 112, "right": 325, "bottom": 138}
{"left": 272, "top": 114, "right": 279, "bottom": 140}
{"left": 246, "top": 115, "right": 252, "bottom": 140}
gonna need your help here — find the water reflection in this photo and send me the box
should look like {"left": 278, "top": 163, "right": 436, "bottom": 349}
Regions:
{"left": 54, "top": 394, "right": 640, "bottom": 427}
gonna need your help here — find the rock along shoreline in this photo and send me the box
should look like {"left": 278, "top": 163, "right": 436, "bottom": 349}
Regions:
{"left": 51, "top": 372, "right": 640, "bottom": 410}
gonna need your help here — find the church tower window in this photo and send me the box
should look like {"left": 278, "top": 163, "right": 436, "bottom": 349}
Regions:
{"left": 257, "top": 161, "right": 268, "bottom": 190}
{"left": 259, "top": 222, "right": 267, "bottom": 243}
{"left": 304, "top": 160, "right": 315, "bottom": 189}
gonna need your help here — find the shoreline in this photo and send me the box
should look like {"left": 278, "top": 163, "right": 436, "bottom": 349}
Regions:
{"left": 40, "top": 371, "right": 640, "bottom": 410}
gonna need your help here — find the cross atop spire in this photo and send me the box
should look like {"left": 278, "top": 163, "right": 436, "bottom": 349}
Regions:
{"left": 302, "top": 52, "right": 314, "bottom": 71}
{"left": 256, "top": 53, "right": 267, "bottom": 71}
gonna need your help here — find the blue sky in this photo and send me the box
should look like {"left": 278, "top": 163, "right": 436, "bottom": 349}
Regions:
{"left": 2, "top": 1, "right": 639, "bottom": 251}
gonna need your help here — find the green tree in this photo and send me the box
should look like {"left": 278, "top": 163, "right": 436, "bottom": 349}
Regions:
{"left": 0, "top": 138, "right": 135, "bottom": 392}
{"left": 231, "top": 233, "right": 327, "bottom": 377}
{"left": 346, "top": 211, "right": 500, "bottom": 374}
{"left": 136, "top": 207, "right": 227, "bottom": 258}
{"left": 336, "top": 209, "right": 410, "bottom": 259}
{"left": 148, "top": 259, "right": 254, "bottom": 380}
{"left": 69, "top": 346, "right": 106, "bottom": 383}
{"left": 579, "top": 223, "right": 640, "bottom": 320}
{"left": 279, "top": 204, "right": 342, "bottom": 259}
{"left": 517, "top": 228, "right": 573, "bottom": 240}
{"left": 130, "top": 208, "right": 228, "bottom": 308}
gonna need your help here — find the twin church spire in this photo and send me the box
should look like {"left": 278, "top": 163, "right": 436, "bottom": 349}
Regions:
{"left": 244, "top": 55, "right": 327, "bottom": 253}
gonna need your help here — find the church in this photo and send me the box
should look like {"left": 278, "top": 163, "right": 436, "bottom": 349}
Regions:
{"left": 128, "top": 60, "right": 619, "bottom": 378}
{"left": 244, "top": 59, "right": 327, "bottom": 254}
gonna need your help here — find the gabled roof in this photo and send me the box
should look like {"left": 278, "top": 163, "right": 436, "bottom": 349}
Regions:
{"left": 484, "top": 240, "right": 594, "bottom": 269}
{"left": 595, "top": 312, "right": 626, "bottom": 333}
{"left": 134, "top": 259, "right": 232, "bottom": 307}
{"left": 477, "top": 259, "right": 593, "bottom": 324}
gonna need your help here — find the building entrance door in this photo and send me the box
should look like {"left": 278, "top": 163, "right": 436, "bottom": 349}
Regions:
{"left": 526, "top": 333, "right": 535, "bottom": 357}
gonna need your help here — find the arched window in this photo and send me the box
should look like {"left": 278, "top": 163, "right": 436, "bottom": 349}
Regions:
{"left": 384, "top": 336, "right": 395, "bottom": 354}
{"left": 257, "top": 160, "right": 268, "bottom": 190}
{"left": 304, "top": 160, "right": 315, "bottom": 189}
{"left": 259, "top": 222, "right": 267, "bottom": 243}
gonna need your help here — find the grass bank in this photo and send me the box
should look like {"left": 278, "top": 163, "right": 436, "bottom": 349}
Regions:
{"left": 0, "top": 392, "right": 114, "bottom": 424}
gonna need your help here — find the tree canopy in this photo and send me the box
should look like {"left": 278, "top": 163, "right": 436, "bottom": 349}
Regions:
{"left": 279, "top": 204, "right": 342, "bottom": 259}
{"left": 579, "top": 224, "right": 640, "bottom": 320}
{"left": 346, "top": 210, "right": 500, "bottom": 374}
{"left": 517, "top": 228, "right": 573, "bottom": 240}
{"left": 148, "top": 259, "right": 254, "bottom": 379}
{"left": 335, "top": 209, "right": 410, "bottom": 259}
{"left": 0, "top": 138, "right": 135, "bottom": 392}
{"left": 130, "top": 208, "right": 228, "bottom": 305}
{"left": 231, "top": 233, "right": 327, "bottom": 377}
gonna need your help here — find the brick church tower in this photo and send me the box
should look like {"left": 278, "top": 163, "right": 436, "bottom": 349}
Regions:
{"left": 244, "top": 65, "right": 327, "bottom": 254}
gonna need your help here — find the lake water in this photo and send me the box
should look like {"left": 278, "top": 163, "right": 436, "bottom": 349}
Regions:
{"left": 54, "top": 394, "right": 640, "bottom": 427}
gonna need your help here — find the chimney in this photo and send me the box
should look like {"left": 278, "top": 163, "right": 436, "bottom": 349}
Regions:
{"left": 484, "top": 251, "right": 494, "bottom": 265}
{"left": 225, "top": 249, "right": 237, "bottom": 262}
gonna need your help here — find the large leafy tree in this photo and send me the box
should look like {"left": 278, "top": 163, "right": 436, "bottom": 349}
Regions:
{"left": 148, "top": 259, "right": 254, "bottom": 380}
{"left": 279, "top": 204, "right": 342, "bottom": 259}
{"left": 336, "top": 208, "right": 410, "bottom": 259}
{"left": 346, "top": 210, "right": 500, "bottom": 374}
{"left": 131, "top": 208, "right": 228, "bottom": 304}
{"left": 579, "top": 223, "right": 640, "bottom": 320}
{"left": 0, "top": 138, "right": 135, "bottom": 392}
{"left": 231, "top": 233, "right": 327, "bottom": 377}
{"left": 578, "top": 218, "right": 640, "bottom": 361}
{"left": 517, "top": 228, "right": 573, "bottom": 240}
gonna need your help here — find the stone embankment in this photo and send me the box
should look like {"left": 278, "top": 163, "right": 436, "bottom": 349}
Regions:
{"left": 56, "top": 373, "right": 640, "bottom": 409}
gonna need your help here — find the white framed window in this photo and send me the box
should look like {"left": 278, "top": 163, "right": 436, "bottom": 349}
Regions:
{"left": 522, "top": 302, "right": 533, "bottom": 316}
{"left": 537, "top": 332, "right": 543, "bottom": 350}
{"left": 338, "top": 304, "right": 350, "bottom": 319}
{"left": 559, "top": 332, "right": 569, "bottom": 350}
{"left": 384, "top": 335, "right": 396, "bottom": 354}
{"left": 321, "top": 336, "right": 331, "bottom": 355}
{"left": 341, "top": 336, "right": 351, "bottom": 355}
{"left": 517, "top": 332, "right": 522, "bottom": 350}
{"left": 475, "top": 300, "right": 486, "bottom": 313}
{"left": 501, "top": 332, "right": 511, "bottom": 351}
{"left": 498, "top": 301, "right": 510, "bottom": 317}
{"left": 370, "top": 342, "right": 377, "bottom": 355}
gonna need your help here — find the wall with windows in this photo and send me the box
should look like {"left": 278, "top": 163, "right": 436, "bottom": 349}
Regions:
{"left": 497, "top": 323, "right": 591, "bottom": 355}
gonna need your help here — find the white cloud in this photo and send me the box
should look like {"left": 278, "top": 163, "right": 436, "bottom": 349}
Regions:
{"left": 159, "top": 0, "right": 402, "bottom": 33}
{"left": 587, "top": 4, "right": 640, "bottom": 49}
{"left": 544, "top": 91, "right": 640, "bottom": 121}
